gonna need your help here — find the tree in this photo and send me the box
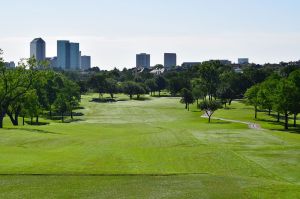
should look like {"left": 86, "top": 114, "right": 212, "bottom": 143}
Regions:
{"left": 155, "top": 76, "right": 167, "bottom": 96}
{"left": 105, "top": 78, "right": 118, "bottom": 99}
{"left": 198, "top": 100, "right": 222, "bottom": 123}
{"left": 23, "top": 90, "right": 41, "bottom": 125}
{"left": 288, "top": 70, "right": 300, "bottom": 127}
{"left": 273, "top": 79, "right": 298, "bottom": 130}
{"left": 122, "top": 81, "right": 137, "bottom": 99}
{"left": 88, "top": 74, "right": 106, "bottom": 98}
{"left": 180, "top": 88, "right": 195, "bottom": 111}
{"left": 54, "top": 93, "right": 68, "bottom": 123}
{"left": 245, "top": 84, "right": 261, "bottom": 119}
{"left": 198, "top": 61, "right": 221, "bottom": 101}
{"left": 0, "top": 54, "right": 37, "bottom": 128}
{"left": 145, "top": 79, "right": 157, "bottom": 96}
{"left": 217, "top": 71, "right": 242, "bottom": 106}
{"left": 257, "top": 77, "right": 278, "bottom": 115}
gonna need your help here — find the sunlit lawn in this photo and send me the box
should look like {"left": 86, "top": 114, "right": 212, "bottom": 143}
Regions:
{"left": 0, "top": 94, "right": 299, "bottom": 198}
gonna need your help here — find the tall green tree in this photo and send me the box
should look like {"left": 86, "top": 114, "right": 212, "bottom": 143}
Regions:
{"left": 180, "top": 88, "right": 195, "bottom": 111}
{"left": 245, "top": 84, "right": 261, "bottom": 119}
{"left": 198, "top": 100, "right": 222, "bottom": 123}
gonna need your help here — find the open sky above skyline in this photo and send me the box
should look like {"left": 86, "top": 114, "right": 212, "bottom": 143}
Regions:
{"left": 1, "top": 0, "right": 300, "bottom": 70}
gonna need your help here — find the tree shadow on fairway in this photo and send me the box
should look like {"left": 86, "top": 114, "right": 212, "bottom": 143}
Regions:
{"left": 257, "top": 118, "right": 300, "bottom": 134}
{"left": 7, "top": 128, "right": 60, "bottom": 135}
{"left": 25, "top": 121, "right": 50, "bottom": 126}
{"left": 91, "top": 98, "right": 117, "bottom": 103}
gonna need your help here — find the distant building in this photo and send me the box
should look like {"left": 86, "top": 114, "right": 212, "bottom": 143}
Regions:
{"left": 182, "top": 62, "right": 201, "bottom": 67}
{"left": 57, "top": 40, "right": 70, "bottom": 69}
{"left": 70, "top": 43, "right": 80, "bottom": 70}
{"left": 46, "top": 57, "right": 57, "bottom": 68}
{"left": 81, "top": 56, "right": 91, "bottom": 70}
{"left": 164, "top": 53, "right": 177, "bottom": 68}
{"left": 4, "top": 61, "right": 15, "bottom": 68}
{"left": 238, "top": 58, "right": 249, "bottom": 65}
{"left": 30, "top": 38, "right": 46, "bottom": 62}
{"left": 150, "top": 68, "right": 165, "bottom": 75}
{"left": 136, "top": 53, "right": 150, "bottom": 68}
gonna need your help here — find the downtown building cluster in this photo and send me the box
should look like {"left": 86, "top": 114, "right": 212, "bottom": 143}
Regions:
{"left": 30, "top": 38, "right": 91, "bottom": 70}
{"left": 136, "top": 52, "right": 249, "bottom": 69}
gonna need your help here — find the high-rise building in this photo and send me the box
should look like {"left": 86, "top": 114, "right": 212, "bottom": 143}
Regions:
{"left": 46, "top": 57, "right": 57, "bottom": 68}
{"left": 81, "top": 56, "right": 91, "bottom": 70}
{"left": 4, "top": 61, "right": 16, "bottom": 68}
{"left": 30, "top": 38, "right": 46, "bottom": 62}
{"left": 182, "top": 62, "right": 201, "bottom": 68}
{"left": 136, "top": 53, "right": 150, "bottom": 68}
{"left": 238, "top": 58, "right": 249, "bottom": 65}
{"left": 70, "top": 43, "right": 80, "bottom": 70}
{"left": 164, "top": 53, "right": 177, "bottom": 68}
{"left": 57, "top": 40, "right": 70, "bottom": 69}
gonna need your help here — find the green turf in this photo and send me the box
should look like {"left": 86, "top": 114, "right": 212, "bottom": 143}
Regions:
{"left": 0, "top": 94, "right": 299, "bottom": 198}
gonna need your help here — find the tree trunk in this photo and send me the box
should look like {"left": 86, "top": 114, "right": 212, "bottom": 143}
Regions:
{"left": 36, "top": 116, "right": 39, "bottom": 124}
{"left": 187, "top": 104, "right": 190, "bottom": 111}
{"left": 49, "top": 105, "right": 52, "bottom": 119}
{"left": 294, "top": 113, "right": 297, "bottom": 127}
{"left": 110, "top": 93, "right": 114, "bottom": 99}
{"left": 7, "top": 112, "right": 18, "bottom": 126}
{"left": 61, "top": 112, "right": 64, "bottom": 123}
{"left": 130, "top": 94, "right": 133, "bottom": 99}
{"left": 185, "top": 103, "right": 188, "bottom": 110}
{"left": 284, "top": 111, "right": 289, "bottom": 130}
{"left": 208, "top": 116, "right": 211, "bottom": 123}
{"left": 23, "top": 116, "right": 25, "bottom": 126}
{"left": 31, "top": 117, "right": 33, "bottom": 125}
{"left": 268, "top": 109, "right": 271, "bottom": 115}
{"left": 197, "top": 99, "right": 199, "bottom": 106}
{"left": 277, "top": 112, "right": 280, "bottom": 122}
{"left": 159, "top": 90, "right": 161, "bottom": 97}
{"left": 229, "top": 99, "right": 232, "bottom": 105}
{"left": 71, "top": 110, "right": 73, "bottom": 120}
{"left": 255, "top": 106, "right": 257, "bottom": 119}
{"left": 0, "top": 113, "right": 4, "bottom": 128}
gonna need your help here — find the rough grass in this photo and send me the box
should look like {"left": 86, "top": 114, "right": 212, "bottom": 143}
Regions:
{"left": 0, "top": 94, "right": 299, "bottom": 198}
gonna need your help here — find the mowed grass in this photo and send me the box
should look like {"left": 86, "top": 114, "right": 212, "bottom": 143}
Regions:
{"left": 0, "top": 94, "right": 299, "bottom": 198}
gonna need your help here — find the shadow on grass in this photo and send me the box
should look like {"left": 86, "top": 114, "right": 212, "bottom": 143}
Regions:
{"left": 44, "top": 112, "right": 84, "bottom": 121}
{"left": 256, "top": 118, "right": 300, "bottom": 134}
{"left": 91, "top": 98, "right": 117, "bottom": 103}
{"left": 25, "top": 121, "right": 49, "bottom": 126}
{"left": 62, "top": 118, "right": 85, "bottom": 123}
{"left": 7, "top": 128, "right": 59, "bottom": 135}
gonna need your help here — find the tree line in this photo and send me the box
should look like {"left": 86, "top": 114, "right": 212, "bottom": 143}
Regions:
{"left": 0, "top": 51, "right": 80, "bottom": 128}
{"left": 246, "top": 69, "right": 300, "bottom": 130}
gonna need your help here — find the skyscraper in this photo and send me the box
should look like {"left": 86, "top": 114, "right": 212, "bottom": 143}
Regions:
{"left": 57, "top": 40, "right": 70, "bottom": 69}
{"left": 164, "top": 53, "right": 177, "bottom": 68}
{"left": 30, "top": 38, "right": 46, "bottom": 62}
{"left": 238, "top": 58, "right": 249, "bottom": 65}
{"left": 136, "top": 53, "right": 150, "bottom": 68}
{"left": 70, "top": 43, "right": 80, "bottom": 70}
{"left": 81, "top": 56, "right": 91, "bottom": 70}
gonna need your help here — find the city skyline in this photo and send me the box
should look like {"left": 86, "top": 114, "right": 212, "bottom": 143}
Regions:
{"left": 1, "top": 0, "right": 300, "bottom": 69}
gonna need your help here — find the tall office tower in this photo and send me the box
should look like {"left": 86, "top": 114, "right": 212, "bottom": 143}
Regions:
{"left": 238, "top": 58, "right": 249, "bottom": 65}
{"left": 30, "top": 38, "right": 46, "bottom": 62}
{"left": 164, "top": 53, "right": 177, "bottom": 68}
{"left": 46, "top": 57, "right": 57, "bottom": 68}
{"left": 136, "top": 53, "right": 150, "bottom": 68}
{"left": 57, "top": 40, "right": 70, "bottom": 69}
{"left": 79, "top": 51, "right": 82, "bottom": 69}
{"left": 4, "top": 61, "right": 16, "bottom": 68}
{"left": 81, "top": 56, "right": 91, "bottom": 70}
{"left": 70, "top": 43, "right": 80, "bottom": 70}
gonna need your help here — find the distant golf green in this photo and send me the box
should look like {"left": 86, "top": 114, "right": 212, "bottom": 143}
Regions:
{"left": 0, "top": 94, "right": 299, "bottom": 198}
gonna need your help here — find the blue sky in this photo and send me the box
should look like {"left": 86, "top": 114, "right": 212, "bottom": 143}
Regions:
{"left": 1, "top": 0, "right": 300, "bottom": 69}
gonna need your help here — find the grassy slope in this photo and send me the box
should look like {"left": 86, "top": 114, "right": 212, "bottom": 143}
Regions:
{"left": 0, "top": 94, "right": 299, "bottom": 198}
